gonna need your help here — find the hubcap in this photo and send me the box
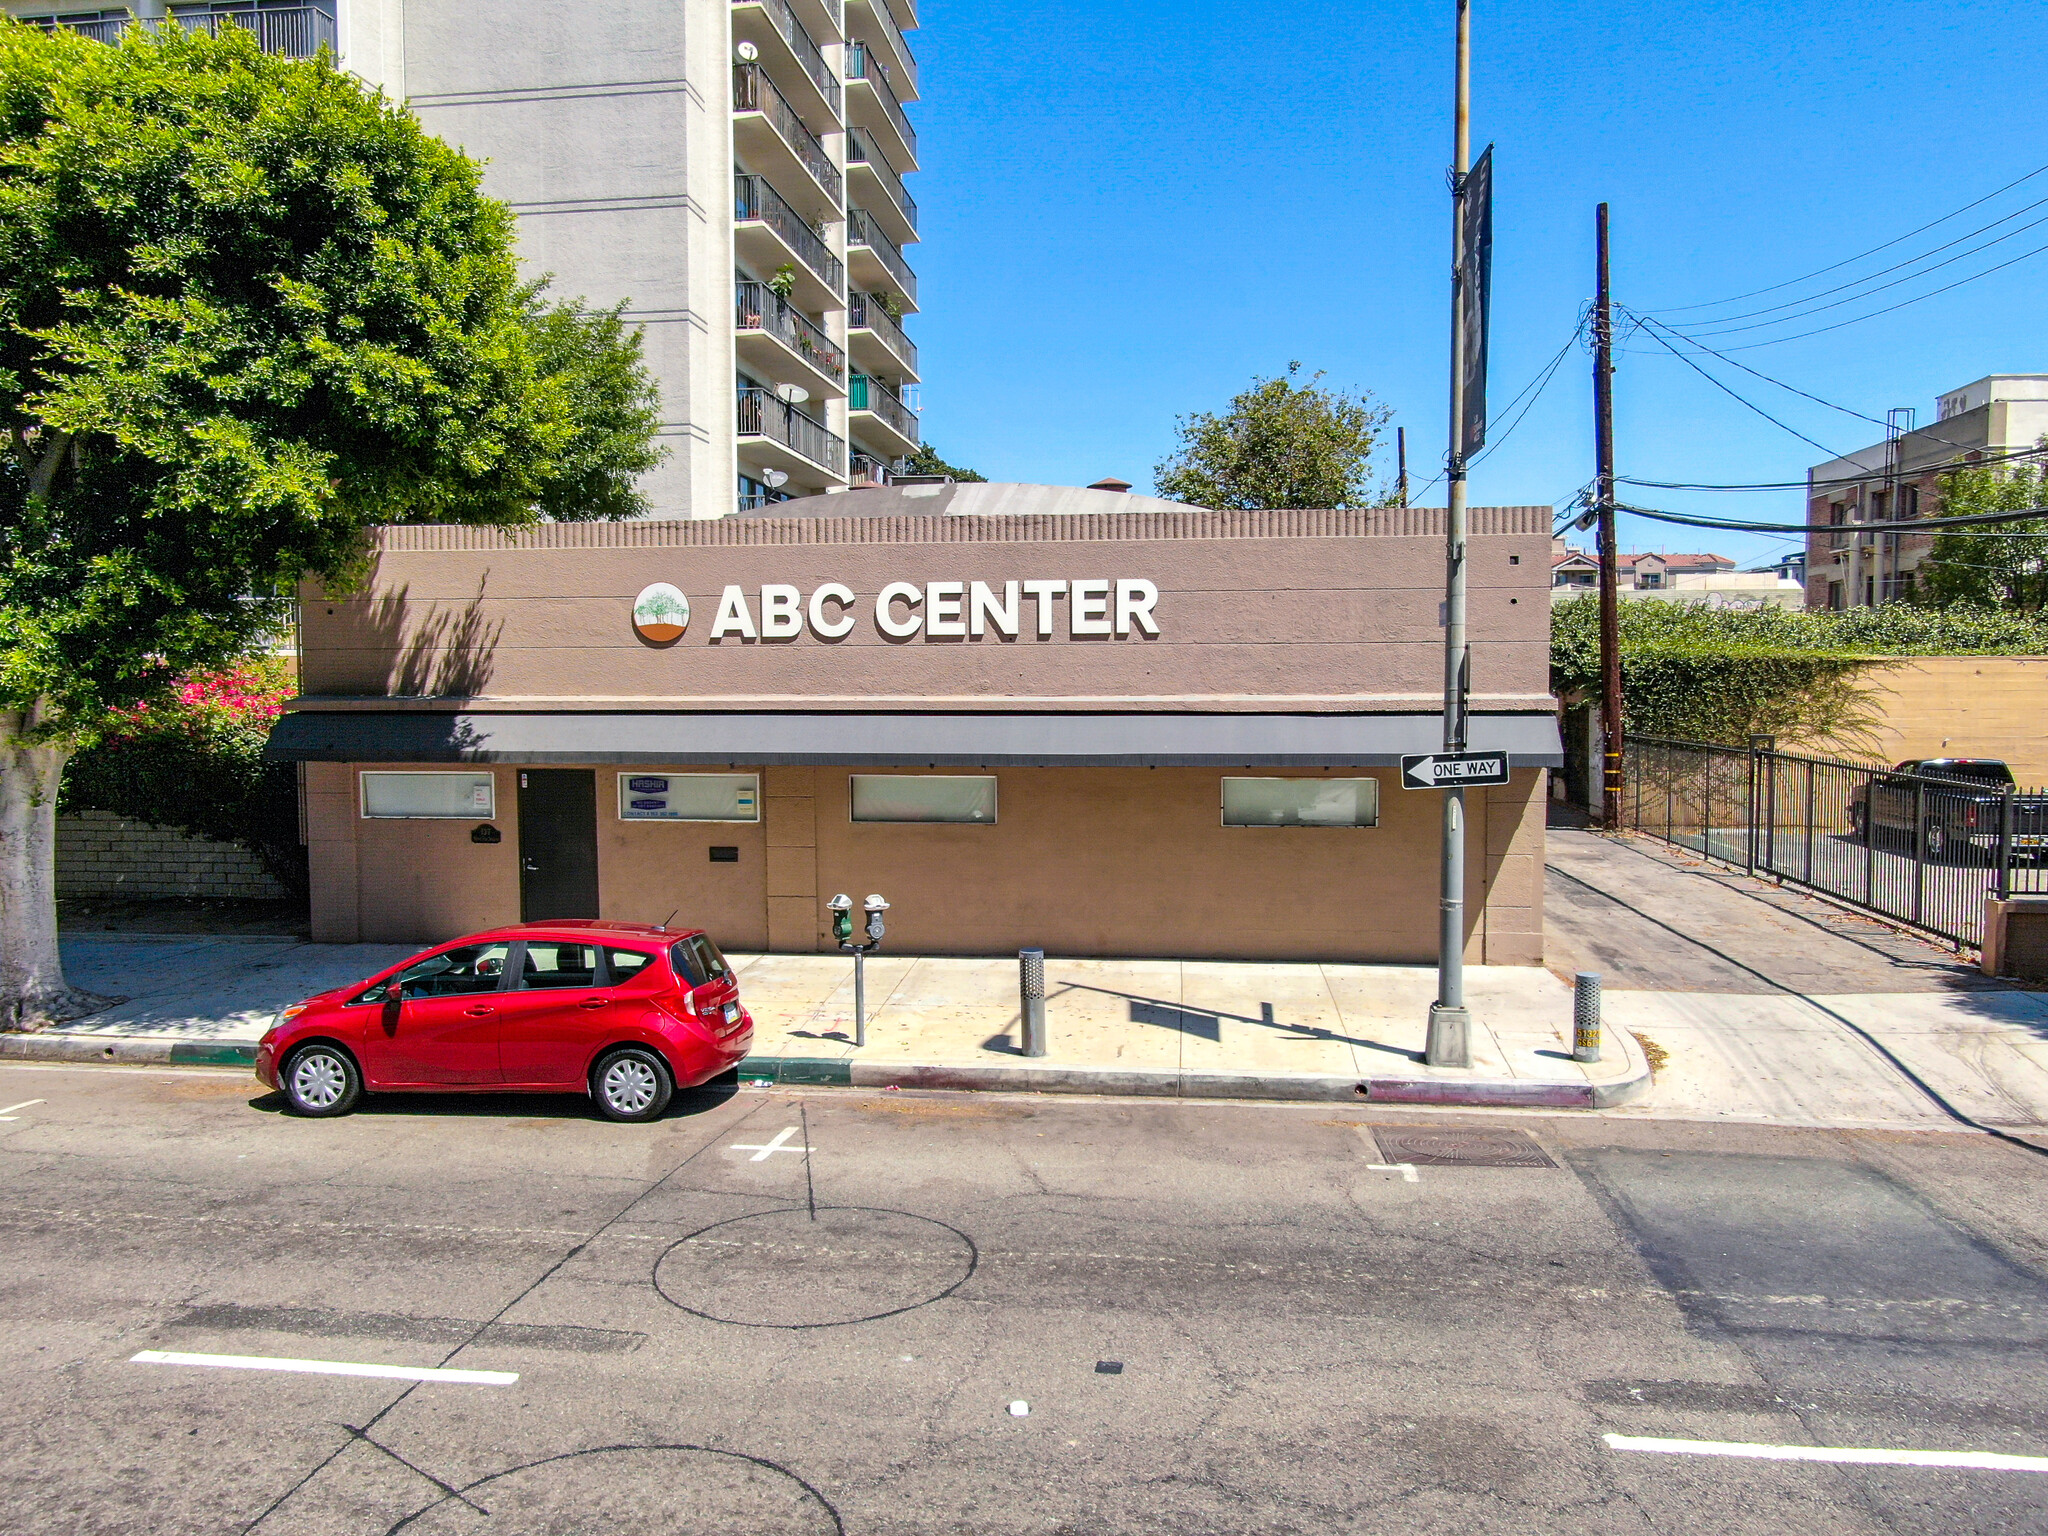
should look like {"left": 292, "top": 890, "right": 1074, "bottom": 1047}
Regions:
{"left": 292, "top": 1052, "right": 346, "bottom": 1109}
{"left": 604, "top": 1058, "right": 658, "bottom": 1114}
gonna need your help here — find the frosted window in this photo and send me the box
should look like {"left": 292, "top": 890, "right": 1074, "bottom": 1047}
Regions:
{"left": 1221, "top": 777, "right": 1378, "bottom": 828}
{"left": 851, "top": 775, "right": 998, "bottom": 824}
{"left": 618, "top": 773, "right": 760, "bottom": 822}
{"left": 360, "top": 772, "right": 495, "bottom": 819}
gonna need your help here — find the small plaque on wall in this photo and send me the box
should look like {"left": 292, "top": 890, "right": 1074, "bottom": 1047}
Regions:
{"left": 709, "top": 846, "right": 739, "bottom": 863}
{"left": 471, "top": 824, "right": 502, "bottom": 844}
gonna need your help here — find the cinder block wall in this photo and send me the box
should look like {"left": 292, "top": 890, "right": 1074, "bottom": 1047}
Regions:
{"left": 56, "top": 810, "right": 288, "bottom": 902}
{"left": 1858, "top": 657, "right": 2048, "bottom": 784}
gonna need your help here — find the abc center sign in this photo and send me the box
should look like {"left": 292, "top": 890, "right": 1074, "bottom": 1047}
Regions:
{"left": 634, "top": 579, "right": 1161, "bottom": 643}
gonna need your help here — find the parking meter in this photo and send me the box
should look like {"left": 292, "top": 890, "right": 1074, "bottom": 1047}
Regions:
{"left": 828, "top": 892, "right": 854, "bottom": 945}
{"left": 826, "top": 892, "right": 888, "bottom": 1047}
{"left": 863, "top": 894, "right": 889, "bottom": 945}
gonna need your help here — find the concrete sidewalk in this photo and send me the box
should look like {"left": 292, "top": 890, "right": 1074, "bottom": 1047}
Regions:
{"left": 1, "top": 935, "right": 1648, "bottom": 1108}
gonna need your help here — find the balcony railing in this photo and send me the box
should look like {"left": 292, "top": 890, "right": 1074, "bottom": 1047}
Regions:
{"left": 844, "top": 42, "right": 917, "bottom": 162}
{"left": 847, "top": 207, "right": 917, "bottom": 303}
{"left": 739, "top": 0, "right": 840, "bottom": 116}
{"left": 850, "top": 452, "right": 892, "bottom": 487}
{"left": 849, "top": 373, "right": 919, "bottom": 445}
{"left": 736, "top": 282, "right": 846, "bottom": 382}
{"left": 852, "top": 0, "right": 919, "bottom": 95}
{"left": 846, "top": 129, "right": 918, "bottom": 233}
{"left": 848, "top": 290, "right": 918, "bottom": 373}
{"left": 738, "top": 386, "right": 847, "bottom": 473}
{"left": 40, "top": 15, "right": 131, "bottom": 42}
{"left": 177, "top": 6, "right": 337, "bottom": 58}
{"left": 734, "top": 175, "right": 845, "bottom": 294}
{"left": 733, "top": 64, "right": 843, "bottom": 204}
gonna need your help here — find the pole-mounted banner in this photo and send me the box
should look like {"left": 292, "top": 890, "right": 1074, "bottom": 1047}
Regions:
{"left": 1458, "top": 143, "right": 1494, "bottom": 458}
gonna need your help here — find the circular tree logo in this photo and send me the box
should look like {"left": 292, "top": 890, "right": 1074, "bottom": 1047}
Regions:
{"left": 632, "top": 583, "right": 690, "bottom": 643}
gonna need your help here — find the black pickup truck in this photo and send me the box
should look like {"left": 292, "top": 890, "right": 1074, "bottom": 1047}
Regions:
{"left": 1849, "top": 758, "right": 2048, "bottom": 863}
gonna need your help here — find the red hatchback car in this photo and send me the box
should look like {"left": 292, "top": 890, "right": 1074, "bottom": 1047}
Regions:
{"left": 255, "top": 921, "right": 752, "bottom": 1122}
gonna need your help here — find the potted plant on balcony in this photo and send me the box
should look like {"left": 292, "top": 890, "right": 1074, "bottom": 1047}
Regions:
{"left": 769, "top": 264, "right": 798, "bottom": 301}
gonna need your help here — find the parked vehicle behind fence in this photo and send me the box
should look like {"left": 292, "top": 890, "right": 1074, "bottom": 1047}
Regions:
{"left": 1848, "top": 759, "right": 2048, "bottom": 864}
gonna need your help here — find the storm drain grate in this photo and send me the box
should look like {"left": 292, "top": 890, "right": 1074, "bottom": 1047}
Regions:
{"left": 1371, "top": 1127, "right": 1556, "bottom": 1168}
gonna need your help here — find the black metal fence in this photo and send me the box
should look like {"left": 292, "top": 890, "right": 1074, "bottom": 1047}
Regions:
{"left": 1623, "top": 736, "right": 2048, "bottom": 948}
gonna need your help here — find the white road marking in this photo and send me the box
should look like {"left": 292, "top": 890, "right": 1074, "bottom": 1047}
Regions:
{"left": 130, "top": 1351, "right": 516, "bottom": 1385}
{"left": 0, "top": 1099, "right": 45, "bottom": 1120}
{"left": 1366, "top": 1162, "right": 1420, "bottom": 1183}
{"left": 731, "top": 1126, "right": 811, "bottom": 1162}
{"left": 1604, "top": 1433, "right": 2048, "bottom": 1473}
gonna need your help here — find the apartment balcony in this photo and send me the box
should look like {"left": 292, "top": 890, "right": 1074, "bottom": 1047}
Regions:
{"left": 733, "top": 64, "right": 843, "bottom": 219}
{"left": 738, "top": 386, "right": 847, "bottom": 483}
{"left": 732, "top": 0, "right": 840, "bottom": 130}
{"left": 848, "top": 0, "right": 919, "bottom": 98}
{"left": 844, "top": 42, "right": 918, "bottom": 173}
{"left": 846, "top": 129, "right": 917, "bottom": 246}
{"left": 848, "top": 373, "right": 919, "bottom": 458}
{"left": 847, "top": 207, "right": 917, "bottom": 309}
{"left": 40, "top": 5, "right": 337, "bottom": 57}
{"left": 736, "top": 281, "right": 847, "bottom": 402}
{"left": 787, "top": 0, "right": 842, "bottom": 45}
{"left": 847, "top": 290, "right": 918, "bottom": 382}
{"left": 734, "top": 174, "right": 844, "bottom": 312}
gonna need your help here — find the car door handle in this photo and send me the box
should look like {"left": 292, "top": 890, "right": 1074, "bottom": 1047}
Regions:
{"left": 522, "top": 857, "right": 540, "bottom": 872}
{"left": 578, "top": 997, "right": 610, "bottom": 1010}
{"left": 464, "top": 1005, "right": 497, "bottom": 1017}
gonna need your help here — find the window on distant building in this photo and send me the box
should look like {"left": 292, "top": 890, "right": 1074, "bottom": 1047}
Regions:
{"left": 1829, "top": 504, "right": 1849, "bottom": 548}
{"left": 1828, "top": 581, "right": 1845, "bottom": 611}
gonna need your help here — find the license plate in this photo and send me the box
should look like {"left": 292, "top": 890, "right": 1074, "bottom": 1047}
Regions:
{"left": 2016, "top": 836, "right": 2048, "bottom": 849}
{"left": 723, "top": 1003, "right": 740, "bottom": 1024}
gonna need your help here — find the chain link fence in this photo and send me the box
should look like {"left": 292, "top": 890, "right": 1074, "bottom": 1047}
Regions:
{"left": 1622, "top": 736, "right": 2048, "bottom": 948}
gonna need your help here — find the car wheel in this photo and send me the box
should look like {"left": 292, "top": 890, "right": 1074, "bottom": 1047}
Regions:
{"left": 1922, "top": 820, "right": 1950, "bottom": 864}
{"left": 592, "top": 1046, "right": 673, "bottom": 1123}
{"left": 283, "top": 1043, "right": 362, "bottom": 1118}
{"left": 1849, "top": 804, "right": 1868, "bottom": 841}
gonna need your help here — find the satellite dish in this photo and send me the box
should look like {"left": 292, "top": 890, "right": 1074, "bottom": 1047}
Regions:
{"left": 735, "top": 40, "right": 759, "bottom": 63}
{"left": 763, "top": 469, "right": 790, "bottom": 489}
{"left": 775, "top": 383, "right": 809, "bottom": 405}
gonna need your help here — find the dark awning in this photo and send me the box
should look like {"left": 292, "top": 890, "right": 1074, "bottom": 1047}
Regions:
{"left": 269, "top": 710, "right": 1562, "bottom": 768}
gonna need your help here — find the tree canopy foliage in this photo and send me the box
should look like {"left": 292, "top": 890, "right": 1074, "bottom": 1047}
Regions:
{"left": 1912, "top": 454, "right": 2048, "bottom": 615}
{"left": 0, "top": 19, "right": 661, "bottom": 739}
{"left": 1153, "top": 364, "right": 1391, "bottom": 510}
{"left": 899, "top": 443, "right": 986, "bottom": 483}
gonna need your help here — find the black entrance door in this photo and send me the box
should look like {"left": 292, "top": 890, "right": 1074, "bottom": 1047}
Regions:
{"left": 517, "top": 769, "right": 600, "bottom": 921}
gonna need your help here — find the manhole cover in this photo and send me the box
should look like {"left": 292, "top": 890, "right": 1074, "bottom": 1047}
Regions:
{"left": 389, "top": 1445, "right": 841, "bottom": 1535}
{"left": 654, "top": 1206, "right": 978, "bottom": 1328}
{"left": 1372, "top": 1127, "right": 1555, "bottom": 1167}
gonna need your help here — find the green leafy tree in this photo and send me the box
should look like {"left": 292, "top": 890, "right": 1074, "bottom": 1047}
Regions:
{"left": 1913, "top": 454, "right": 2048, "bottom": 614}
{"left": 1153, "top": 363, "right": 1391, "bottom": 509}
{"left": 0, "top": 22, "right": 661, "bottom": 1026}
{"left": 899, "top": 443, "right": 986, "bottom": 482}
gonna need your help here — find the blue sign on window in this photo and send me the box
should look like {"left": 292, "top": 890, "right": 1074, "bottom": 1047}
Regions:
{"left": 629, "top": 798, "right": 669, "bottom": 812}
{"left": 627, "top": 776, "right": 669, "bottom": 794}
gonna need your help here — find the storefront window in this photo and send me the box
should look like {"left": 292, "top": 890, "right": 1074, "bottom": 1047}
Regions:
{"left": 1221, "top": 777, "right": 1378, "bottom": 828}
{"left": 851, "top": 775, "right": 998, "bottom": 824}
{"left": 360, "top": 772, "right": 495, "bottom": 819}
{"left": 618, "top": 773, "right": 759, "bottom": 822}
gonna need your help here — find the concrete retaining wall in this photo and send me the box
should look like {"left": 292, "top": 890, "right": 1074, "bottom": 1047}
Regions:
{"left": 57, "top": 810, "right": 287, "bottom": 902}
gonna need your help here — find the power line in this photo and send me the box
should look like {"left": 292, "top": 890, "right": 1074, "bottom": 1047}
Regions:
{"left": 1647, "top": 159, "right": 2048, "bottom": 314}
{"left": 1629, "top": 320, "right": 1848, "bottom": 458}
{"left": 1613, "top": 500, "right": 2048, "bottom": 536}
{"left": 1617, "top": 443, "right": 2048, "bottom": 493}
{"left": 1471, "top": 325, "right": 1583, "bottom": 467}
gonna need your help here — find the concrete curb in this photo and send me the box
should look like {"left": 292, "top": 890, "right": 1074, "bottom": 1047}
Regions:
{"left": 736, "top": 1036, "right": 1656, "bottom": 1109}
{"left": 0, "top": 1034, "right": 258, "bottom": 1067}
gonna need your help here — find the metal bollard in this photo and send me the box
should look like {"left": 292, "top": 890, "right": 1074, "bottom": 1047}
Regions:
{"left": 1019, "top": 948, "right": 1047, "bottom": 1058}
{"left": 1572, "top": 972, "right": 1602, "bottom": 1064}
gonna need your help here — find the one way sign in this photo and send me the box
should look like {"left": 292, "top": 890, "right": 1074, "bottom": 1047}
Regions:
{"left": 1400, "top": 751, "right": 1512, "bottom": 790}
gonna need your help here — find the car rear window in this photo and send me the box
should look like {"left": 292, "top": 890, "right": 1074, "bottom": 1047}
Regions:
{"left": 1926, "top": 762, "right": 2014, "bottom": 786}
{"left": 670, "top": 934, "right": 731, "bottom": 987}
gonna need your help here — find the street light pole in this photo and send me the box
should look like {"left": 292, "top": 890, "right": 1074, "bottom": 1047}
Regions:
{"left": 1427, "top": 0, "right": 1474, "bottom": 1069}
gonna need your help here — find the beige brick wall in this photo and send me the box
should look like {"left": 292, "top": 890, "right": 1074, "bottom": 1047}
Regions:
{"left": 1857, "top": 656, "right": 2048, "bottom": 784}
{"left": 56, "top": 810, "right": 288, "bottom": 902}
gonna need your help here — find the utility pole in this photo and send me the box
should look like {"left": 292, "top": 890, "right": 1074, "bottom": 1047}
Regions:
{"left": 1397, "top": 427, "right": 1410, "bottom": 507}
{"left": 1427, "top": 0, "right": 1474, "bottom": 1069}
{"left": 1593, "top": 204, "right": 1623, "bottom": 830}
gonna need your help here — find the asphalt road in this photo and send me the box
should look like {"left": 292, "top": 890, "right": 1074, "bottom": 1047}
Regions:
{"left": 7, "top": 1062, "right": 2048, "bottom": 1535}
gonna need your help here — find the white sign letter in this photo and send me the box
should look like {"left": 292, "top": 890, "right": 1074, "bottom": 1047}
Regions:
{"left": 1115, "top": 579, "right": 1161, "bottom": 637}
{"left": 710, "top": 584, "right": 757, "bottom": 640}
{"left": 808, "top": 582, "right": 857, "bottom": 639}
{"left": 876, "top": 581, "right": 924, "bottom": 638}
{"left": 1070, "top": 579, "right": 1112, "bottom": 635}
{"left": 970, "top": 580, "right": 1019, "bottom": 638}
{"left": 925, "top": 581, "right": 966, "bottom": 637}
{"left": 759, "top": 584, "right": 803, "bottom": 639}
{"left": 1021, "top": 579, "right": 1067, "bottom": 639}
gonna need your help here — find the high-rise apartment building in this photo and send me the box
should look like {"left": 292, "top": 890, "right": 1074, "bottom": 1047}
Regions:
{"left": 7, "top": 0, "right": 924, "bottom": 519}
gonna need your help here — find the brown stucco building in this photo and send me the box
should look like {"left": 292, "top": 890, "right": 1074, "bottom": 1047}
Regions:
{"left": 274, "top": 485, "right": 1560, "bottom": 964}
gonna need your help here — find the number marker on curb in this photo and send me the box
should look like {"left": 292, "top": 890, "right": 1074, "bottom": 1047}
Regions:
{"left": 1367, "top": 1162, "right": 1421, "bottom": 1183}
{"left": 1603, "top": 1433, "right": 2048, "bottom": 1473}
{"left": 130, "top": 1351, "right": 516, "bottom": 1385}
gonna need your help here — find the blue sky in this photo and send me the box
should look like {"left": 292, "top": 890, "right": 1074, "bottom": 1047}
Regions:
{"left": 907, "top": 0, "right": 2048, "bottom": 570}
